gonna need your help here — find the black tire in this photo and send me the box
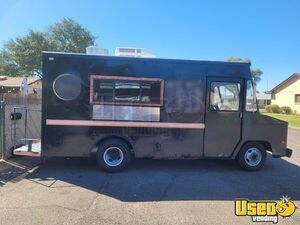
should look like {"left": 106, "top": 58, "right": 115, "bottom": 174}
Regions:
{"left": 237, "top": 142, "right": 266, "bottom": 171}
{"left": 96, "top": 139, "right": 132, "bottom": 172}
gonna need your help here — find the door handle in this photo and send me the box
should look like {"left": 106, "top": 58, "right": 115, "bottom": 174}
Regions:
{"left": 239, "top": 111, "right": 243, "bottom": 118}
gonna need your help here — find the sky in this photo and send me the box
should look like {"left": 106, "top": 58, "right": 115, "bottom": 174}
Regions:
{"left": 0, "top": 0, "right": 299, "bottom": 91}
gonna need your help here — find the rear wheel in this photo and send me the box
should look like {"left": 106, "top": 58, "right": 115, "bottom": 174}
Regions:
{"left": 96, "top": 139, "right": 132, "bottom": 172}
{"left": 237, "top": 142, "right": 266, "bottom": 171}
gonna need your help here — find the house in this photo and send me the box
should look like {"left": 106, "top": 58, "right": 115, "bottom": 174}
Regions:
{"left": 256, "top": 92, "right": 271, "bottom": 109}
{"left": 268, "top": 73, "right": 300, "bottom": 114}
{"left": 0, "top": 76, "right": 42, "bottom": 95}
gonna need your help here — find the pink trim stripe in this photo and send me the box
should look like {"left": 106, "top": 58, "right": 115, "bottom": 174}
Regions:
{"left": 46, "top": 119, "right": 205, "bottom": 129}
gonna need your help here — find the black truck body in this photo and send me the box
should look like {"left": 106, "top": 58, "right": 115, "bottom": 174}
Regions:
{"left": 41, "top": 52, "right": 292, "bottom": 171}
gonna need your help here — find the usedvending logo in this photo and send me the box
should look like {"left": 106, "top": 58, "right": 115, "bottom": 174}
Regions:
{"left": 235, "top": 196, "right": 297, "bottom": 224}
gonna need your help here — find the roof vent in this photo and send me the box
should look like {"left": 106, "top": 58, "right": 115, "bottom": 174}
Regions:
{"left": 86, "top": 46, "right": 109, "bottom": 56}
{"left": 0, "top": 76, "right": 7, "bottom": 81}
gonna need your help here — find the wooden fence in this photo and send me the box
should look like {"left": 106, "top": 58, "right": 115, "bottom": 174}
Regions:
{"left": 0, "top": 93, "right": 41, "bottom": 104}
{"left": 0, "top": 94, "right": 41, "bottom": 159}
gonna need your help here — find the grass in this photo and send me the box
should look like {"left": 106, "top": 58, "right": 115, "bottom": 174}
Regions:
{"left": 262, "top": 113, "right": 300, "bottom": 128}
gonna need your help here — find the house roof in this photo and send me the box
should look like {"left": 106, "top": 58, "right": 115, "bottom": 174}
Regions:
{"left": 269, "top": 73, "right": 300, "bottom": 93}
{"left": 256, "top": 93, "right": 271, "bottom": 100}
{"left": 0, "top": 76, "right": 41, "bottom": 88}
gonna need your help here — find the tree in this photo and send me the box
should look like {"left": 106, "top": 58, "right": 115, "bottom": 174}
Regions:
{"left": 0, "top": 18, "right": 96, "bottom": 78}
{"left": 225, "top": 57, "right": 263, "bottom": 84}
{"left": 49, "top": 18, "right": 96, "bottom": 53}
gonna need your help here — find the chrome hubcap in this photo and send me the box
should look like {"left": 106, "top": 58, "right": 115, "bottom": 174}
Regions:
{"left": 244, "top": 147, "right": 262, "bottom": 167}
{"left": 103, "top": 147, "right": 124, "bottom": 167}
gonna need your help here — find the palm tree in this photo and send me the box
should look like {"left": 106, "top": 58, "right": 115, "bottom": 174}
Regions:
{"left": 225, "top": 57, "right": 263, "bottom": 85}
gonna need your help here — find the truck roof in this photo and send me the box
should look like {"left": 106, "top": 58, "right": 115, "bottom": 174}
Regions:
{"left": 42, "top": 51, "right": 251, "bottom": 67}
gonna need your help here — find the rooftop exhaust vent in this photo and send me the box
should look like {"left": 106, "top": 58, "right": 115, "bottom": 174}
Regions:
{"left": 86, "top": 46, "right": 109, "bottom": 56}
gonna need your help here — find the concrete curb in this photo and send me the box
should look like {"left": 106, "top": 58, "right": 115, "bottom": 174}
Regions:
{"left": 289, "top": 126, "right": 300, "bottom": 130}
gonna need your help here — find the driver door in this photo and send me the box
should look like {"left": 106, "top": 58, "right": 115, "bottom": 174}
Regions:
{"left": 204, "top": 77, "right": 243, "bottom": 157}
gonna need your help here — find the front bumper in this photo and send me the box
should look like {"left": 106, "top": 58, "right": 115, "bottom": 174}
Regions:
{"left": 272, "top": 148, "right": 293, "bottom": 158}
{"left": 285, "top": 148, "right": 293, "bottom": 158}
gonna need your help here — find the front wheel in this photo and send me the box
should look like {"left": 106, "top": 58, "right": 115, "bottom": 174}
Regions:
{"left": 237, "top": 142, "right": 266, "bottom": 171}
{"left": 96, "top": 139, "right": 132, "bottom": 172}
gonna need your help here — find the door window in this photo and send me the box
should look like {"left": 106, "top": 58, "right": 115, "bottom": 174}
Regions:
{"left": 246, "top": 80, "right": 258, "bottom": 112}
{"left": 210, "top": 82, "right": 240, "bottom": 111}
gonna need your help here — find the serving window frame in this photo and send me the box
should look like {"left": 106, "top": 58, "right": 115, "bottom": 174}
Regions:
{"left": 90, "top": 75, "right": 164, "bottom": 107}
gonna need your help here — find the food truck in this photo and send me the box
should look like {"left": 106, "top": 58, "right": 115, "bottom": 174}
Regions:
{"left": 42, "top": 52, "right": 292, "bottom": 172}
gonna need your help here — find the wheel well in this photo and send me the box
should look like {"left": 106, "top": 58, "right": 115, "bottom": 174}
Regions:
{"left": 241, "top": 141, "right": 272, "bottom": 152}
{"left": 234, "top": 141, "right": 272, "bottom": 159}
{"left": 258, "top": 141, "right": 272, "bottom": 152}
{"left": 93, "top": 136, "right": 133, "bottom": 153}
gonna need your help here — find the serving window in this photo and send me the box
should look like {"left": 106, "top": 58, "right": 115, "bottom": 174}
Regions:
{"left": 90, "top": 75, "right": 164, "bottom": 106}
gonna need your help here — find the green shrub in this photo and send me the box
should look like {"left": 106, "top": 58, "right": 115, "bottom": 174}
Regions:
{"left": 265, "top": 105, "right": 272, "bottom": 113}
{"left": 281, "top": 106, "right": 292, "bottom": 114}
{"left": 269, "top": 104, "right": 281, "bottom": 113}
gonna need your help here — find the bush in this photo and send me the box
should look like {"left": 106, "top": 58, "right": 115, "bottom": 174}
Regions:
{"left": 265, "top": 104, "right": 281, "bottom": 113}
{"left": 265, "top": 105, "right": 272, "bottom": 113}
{"left": 281, "top": 106, "right": 292, "bottom": 114}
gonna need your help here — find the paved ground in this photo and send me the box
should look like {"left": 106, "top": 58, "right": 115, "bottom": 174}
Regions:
{"left": 0, "top": 128, "right": 299, "bottom": 225}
